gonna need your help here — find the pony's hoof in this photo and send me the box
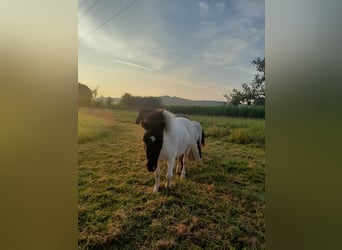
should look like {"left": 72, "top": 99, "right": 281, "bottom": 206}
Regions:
{"left": 165, "top": 181, "right": 171, "bottom": 189}
{"left": 181, "top": 174, "right": 186, "bottom": 179}
{"left": 153, "top": 186, "right": 159, "bottom": 193}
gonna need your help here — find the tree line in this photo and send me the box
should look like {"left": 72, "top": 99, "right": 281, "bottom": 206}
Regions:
{"left": 119, "top": 93, "right": 162, "bottom": 109}
{"left": 78, "top": 83, "right": 115, "bottom": 108}
{"left": 78, "top": 83, "right": 162, "bottom": 109}
{"left": 78, "top": 83, "right": 264, "bottom": 118}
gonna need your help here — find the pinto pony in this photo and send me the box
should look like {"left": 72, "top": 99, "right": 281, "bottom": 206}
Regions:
{"left": 141, "top": 109, "right": 201, "bottom": 192}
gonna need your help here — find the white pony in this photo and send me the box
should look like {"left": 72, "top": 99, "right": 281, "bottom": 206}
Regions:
{"left": 141, "top": 109, "right": 200, "bottom": 192}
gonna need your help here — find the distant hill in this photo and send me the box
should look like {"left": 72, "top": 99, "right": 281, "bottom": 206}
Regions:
{"left": 160, "top": 96, "right": 225, "bottom": 107}
{"left": 97, "top": 95, "right": 225, "bottom": 107}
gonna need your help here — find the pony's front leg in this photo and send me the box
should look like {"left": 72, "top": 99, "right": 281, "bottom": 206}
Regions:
{"left": 181, "top": 162, "right": 186, "bottom": 179}
{"left": 153, "top": 166, "right": 160, "bottom": 193}
{"left": 165, "top": 158, "right": 175, "bottom": 189}
{"left": 180, "top": 158, "right": 186, "bottom": 179}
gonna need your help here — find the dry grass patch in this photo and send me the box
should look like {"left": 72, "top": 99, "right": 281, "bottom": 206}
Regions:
{"left": 78, "top": 107, "right": 114, "bottom": 121}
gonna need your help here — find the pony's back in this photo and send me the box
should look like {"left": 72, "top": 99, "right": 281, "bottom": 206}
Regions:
{"left": 158, "top": 111, "right": 200, "bottom": 161}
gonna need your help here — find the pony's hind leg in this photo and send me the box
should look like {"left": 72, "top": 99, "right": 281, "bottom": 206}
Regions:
{"left": 165, "top": 158, "right": 175, "bottom": 189}
{"left": 176, "top": 155, "right": 184, "bottom": 175}
{"left": 153, "top": 166, "right": 160, "bottom": 193}
{"left": 197, "top": 140, "right": 202, "bottom": 159}
{"left": 181, "top": 150, "right": 189, "bottom": 179}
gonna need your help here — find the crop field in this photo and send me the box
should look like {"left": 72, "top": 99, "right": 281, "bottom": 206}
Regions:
{"left": 78, "top": 108, "right": 265, "bottom": 249}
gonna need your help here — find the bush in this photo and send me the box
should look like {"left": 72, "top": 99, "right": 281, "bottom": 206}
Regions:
{"left": 78, "top": 83, "right": 93, "bottom": 107}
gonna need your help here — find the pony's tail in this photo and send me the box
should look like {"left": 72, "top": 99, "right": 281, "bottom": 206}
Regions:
{"left": 188, "top": 141, "right": 201, "bottom": 161}
{"left": 201, "top": 130, "right": 205, "bottom": 147}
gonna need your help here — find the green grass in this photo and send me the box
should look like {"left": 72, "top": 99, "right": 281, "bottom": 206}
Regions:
{"left": 191, "top": 115, "right": 265, "bottom": 147}
{"left": 78, "top": 108, "right": 114, "bottom": 144}
{"left": 78, "top": 109, "right": 265, "bottom": 249}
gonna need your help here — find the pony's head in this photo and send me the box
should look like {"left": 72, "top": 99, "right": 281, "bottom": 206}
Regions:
{"left": 141, "top": 110, "right": 166, "bottom": 172}
{"left": 143, "top": 130, "right": 163, "bottom": 172}
{"left": 135, "top": 109, "right": 153, "bottom": 124}
{"left": 141, "top": 109, "right": 165, "bottom": 130}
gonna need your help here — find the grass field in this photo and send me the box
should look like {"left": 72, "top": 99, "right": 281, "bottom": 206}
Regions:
{"left": 78, "top": 107, "right": 114, "bottom": 144}
{"left": 78, "top": 108, "right": 265, "bottom": 249}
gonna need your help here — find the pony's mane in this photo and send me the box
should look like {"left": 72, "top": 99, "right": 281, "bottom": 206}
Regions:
{"left": 161, "top": 109, "right": 175, "bottom": 131}
{"left": 141, "top": 109, "right": 175, "bottom": 132}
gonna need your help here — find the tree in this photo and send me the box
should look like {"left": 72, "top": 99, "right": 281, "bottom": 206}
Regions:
{"left": 120, "top": 93, "right": 163, "bottom": 109}
{"left": 224, "top": 88, "right": 244, "bottom": 105}
{"left": 120, "top": 93, "right": 134, "bottom": 108}
{"left": 224, "top": 57, "right": 265, "bottom": 106}
{"left": 78, "top": 83, "right": 93, "bottom": 107}
{"left": 251, "top": 57, "right": 265, "bottom": 104}
{"left": 92, "top": 86, "right": 99, "bottom": 102}
{"left": 106, "top": 97, "right": 113, "bottom": 107}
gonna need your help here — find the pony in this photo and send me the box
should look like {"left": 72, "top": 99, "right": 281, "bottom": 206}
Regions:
{"left": 141, "top": 109, "right": 201, "bottom": 192}
{"left": 136, "top": 109, "right": 205, "bottom": 177}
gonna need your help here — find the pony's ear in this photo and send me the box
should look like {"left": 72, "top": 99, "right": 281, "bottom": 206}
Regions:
{"left": 141, "top": 120, "right": 165, "bottom": 131}
{"left": 141, "top": 121, "right": 150, "bottom": 130}
{"left": 161, "top": 120, "right": 166, "bottom": 130}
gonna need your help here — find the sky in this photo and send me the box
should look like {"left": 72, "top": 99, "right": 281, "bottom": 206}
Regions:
{"left": 78, "top": 0, "right": 264, "bottom": 101}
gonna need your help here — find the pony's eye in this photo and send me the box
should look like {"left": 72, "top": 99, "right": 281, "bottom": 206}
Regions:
{"left": 150, "top": 136, "right": 156, "bottom": 143}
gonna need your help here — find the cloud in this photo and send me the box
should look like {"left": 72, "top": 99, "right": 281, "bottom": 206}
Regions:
{"left": 193, "top": 7, "right": 263, "bottom": 41}
{"left": 193, "top": 21, "right": 220, "bottom": 39}
{"left": 193, "top": 3, "right": 264, "bottom": 67}
{"left": 79, "top": 18, "right": 167, "bottom": 72}
{"left": 198, "top": 2, "right": 209, "bottom": 14}
{"left": 78, "top": 1, "right": 264, "bottom": 100}
{"left": 78, "top": 1, "right": 172, "bottom": 72}
{"left": 215, "top": 2, "right": 226, "bottom": 12}
{"left": 112, "top": 58, "right": 153, "bottom": 72}
{"left": 201, "top": 38, "right": 250, "bottom": 66}
{"left": 233, "top": 0, "right": 265, "bottom": 18}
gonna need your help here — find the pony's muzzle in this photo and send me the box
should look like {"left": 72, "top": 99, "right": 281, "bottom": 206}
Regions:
{"left": 146, "top": 161, "right": 157, "bottom": 172}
